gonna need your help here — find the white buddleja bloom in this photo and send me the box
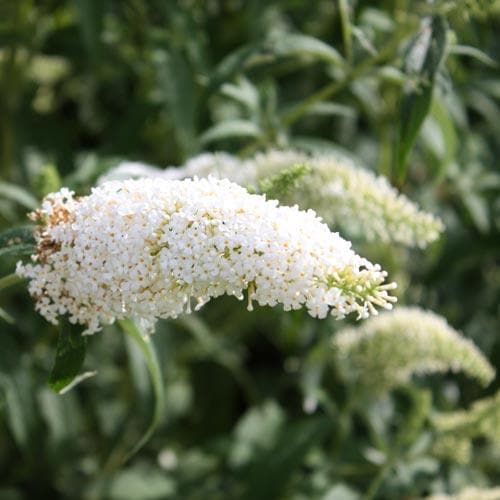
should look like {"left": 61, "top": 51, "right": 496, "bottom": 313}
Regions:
{"left": 248, "top": 150, "right": 444, "bottom": 248}
{"left": 99, "top": 150, "right": 444, "bottom": 248}
{"left": 332, "top": 307, "right": 494, "bottom": 390}
{"left": 17, "top": 177, "right": 396, "bottom": 335}
{"left": 425, "top": 487, "right": 500, "bottom": 500}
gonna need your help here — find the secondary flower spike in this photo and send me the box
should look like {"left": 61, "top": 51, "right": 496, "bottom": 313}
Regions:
{"left": 333, "top": 307, "right": 495, "bottom": 390}
{"left": 17, "top": 177, "right": 396, "bottom": 334}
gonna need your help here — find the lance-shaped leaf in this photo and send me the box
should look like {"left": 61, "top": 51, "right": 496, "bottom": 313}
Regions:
{"left": 48, "top": 322, "right": 88, "bottom": 394}
{"left": 0, "top": 226, "right": 35, "bottom": 259}
{"left": 394, "top": 15, "right": 448, "bottom": 182}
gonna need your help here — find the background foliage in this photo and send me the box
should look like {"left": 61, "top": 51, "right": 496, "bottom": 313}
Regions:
{"left": 1, "top": 1, "right": 500, "bottom": 498}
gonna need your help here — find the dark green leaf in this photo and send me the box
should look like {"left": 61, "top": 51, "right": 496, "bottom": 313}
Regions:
{"left": 0, "top": 226, "right": 35, "bottom": 259}
{"left": 73, "top": 0, "right": 105, "bottom": 59}
{"left": 394, "top": 15, "right": 448, "bottom": 182}
{"left": 240, "top": 416, "right": 330, "bottom": 500}
{"left": 48, "top": 322, "right": 87, "bottom": 394}
{"left": 154, "top": 49, "right": 199, "bottom": 158}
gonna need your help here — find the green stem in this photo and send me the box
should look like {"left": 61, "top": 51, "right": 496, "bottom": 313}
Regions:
{"left": 0, "top": 273, "right": 24, "bottom": 291}
{"left": 118, "top": 319, "right": 165, "bottom": 463}
{"left": 362, "top": 454, "right": 395, "bottom": 500}
{"left": 338, "top": 0, "right": 353, "bottom": 64}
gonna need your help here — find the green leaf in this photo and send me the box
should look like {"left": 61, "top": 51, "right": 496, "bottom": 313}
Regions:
{"left": 0, "top": 182, "right": 38, "bottom": 210}
{"left": 48, "top": 322, "right": 87, "bottom": 394}
{"left": 394, "top": 15, "right": 448, "bottom": 182}
{"left": 430, "top": 97, "right": 457, "bottom": 170}
{"left": 31, "top": 163, "right": 62, "bottom": 198}
{"left": 230, "top": 400, "right": 285, "bottom": 467}
{"left": 220, "top": 77, "right": 260, "bottom": 112}
{"left": 463, "top": 192, "right": 490, "bottom": 233}
{"left": 338, "top": 0, "right": 353, "bottom": 62}
{"left": 267, "top": 33, "right": 344, "bottom": 66}
{"left": 302, "top": 101, "right": 356, "bottom": 118}
{"left": 199, "top": 120, "right": 261, "bottom": 145}
{"left": 206, "top": 43, "right": 263, "bottom": 95}
{"left": 0, "top": 226, "right": 35, "bottom": 259}
{"left": 323, "top": 484, "right": 360, "bottom": 500}
{"left": 73, "top": 0, "right": 105, "bottom": 59}
{"left": 0, "top": 370, "right": 38, "bottom": 453}
{"left": 449, "top": 44, "right": 498, "bottom": 68}
{"left": 0, "top": 273, "right": 25, "bottom": 291}
{"left": 118, "top": 319, "right": 165, "bottom": 463}
{"left": 154, "top": 49, "right": 198, "bottom": 158}
{"left": 240, "top": 416, "right": 330, "bottom": 500}
{"left": 107, "top": 466, "right": 176, "bottom": 500}
{"left": 0, "top": 306, "right": 14, "bottom": 324}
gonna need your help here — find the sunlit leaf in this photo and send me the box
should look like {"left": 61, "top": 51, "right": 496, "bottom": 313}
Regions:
{"left": 266, "top": 33, "right": 344, "bottom": 66}
{"left": 0, "top": 182, "right": 38, "bottom": 210}
{"left": 449, "top": 44, "right": 498, "bottom": 68}
{"left": 200, "top": 120, "right": 261, "bottom": 145}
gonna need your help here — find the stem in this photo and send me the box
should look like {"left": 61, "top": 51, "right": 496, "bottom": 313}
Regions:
{"left": 362, "top": 454, "right": 395, "bottom": 500}
{"left": 118, "top": 319, "right": 165, "bottom": 463}
{"left": 338, "top": 0, "right": 353, "bottom": 64}
{"left": 0, "top": 273, "right": 24, "bottom": 291}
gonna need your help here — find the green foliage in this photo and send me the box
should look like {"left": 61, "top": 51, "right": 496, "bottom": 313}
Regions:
{"left": 1, "top": 1, "right": 500, "bottom": 499}
{"left": 394, "top": 15, "right": 448, "bottom": 182}
{"left": 48, "top": 321, "right": 88, "bottom": 393}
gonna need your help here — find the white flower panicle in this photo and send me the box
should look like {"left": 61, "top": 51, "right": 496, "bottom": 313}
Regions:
{"left": 249, "top": 150, "right": 445, "bottom": 248}
{"left": 17, "top": 177, "right": 396, "bottom": 335}
{"left": 332, "top": 307, "right": 494, "bottom": 390}
{"left": 99, "top": 149, "right": 444, "bottom": 248}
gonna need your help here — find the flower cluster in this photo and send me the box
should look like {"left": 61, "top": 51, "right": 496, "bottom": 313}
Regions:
{"left": 250, "top": 150, "right": 444, "bottom": 247}
{"left": 99, "top": 149, "right": 444, "bottom": 248}
{"left": 332, "top": 307, "right": 494, "bottom": 390}
{"left": 17, "top": 177, "right": 396, "bottom": 334}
